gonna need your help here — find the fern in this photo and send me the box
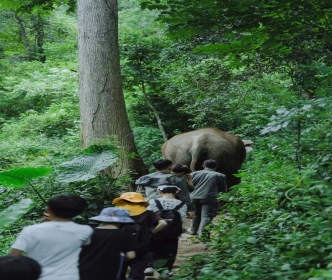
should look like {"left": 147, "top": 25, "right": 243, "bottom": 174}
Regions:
{"left": 55, "top": 145, "right": 118, "bottom": 183}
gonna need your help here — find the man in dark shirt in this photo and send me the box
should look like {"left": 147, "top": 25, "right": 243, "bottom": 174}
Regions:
{"left": 188, "top": 159, "right": 227, "bottom": 239}
{"left": 79, "top": 207, "right": 136, "bottom": 280}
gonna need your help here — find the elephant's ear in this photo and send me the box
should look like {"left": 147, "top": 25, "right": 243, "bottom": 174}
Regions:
{"left": 242, "top": 140, "right": 253, "bottom": 153}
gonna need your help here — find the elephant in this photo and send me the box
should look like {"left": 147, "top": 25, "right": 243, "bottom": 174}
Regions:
{"left": 161, "top": 128, "right": 253, "bottom": 188}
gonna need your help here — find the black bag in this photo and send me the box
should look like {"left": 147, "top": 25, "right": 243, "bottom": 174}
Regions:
{"left": 122, "top": 211, "right": 150, "bottom": 253}
{"left": 153, "top": 199, "right": 185, "bottom": 239}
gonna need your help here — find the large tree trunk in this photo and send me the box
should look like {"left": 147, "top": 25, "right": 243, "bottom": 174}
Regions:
{"left": 77, "top": 0, "right": 148, "bottom": 178}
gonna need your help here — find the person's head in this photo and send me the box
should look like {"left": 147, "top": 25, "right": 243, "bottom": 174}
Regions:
{"left": 0, "top": 255, "right": 41, "bottom": 280}
{"left": 157, "top": 183, "right": 181, "bottom": 197}
{"left": 112, "top": 192, "right": 149, "bottom": 216}
{"left": 89, "top": 207, "right": 134, "bottom": 226}
{"left": 47, "top": 194, "right": 87, "bottom": 219}
{"left": 171, "top": 164, "right": 191, "bottom": 175}
{"left": 203, "top": 159, "right": 218, "bottom": 170}
{"left": 153, "top": 159, "right": 173, "bottom": 171}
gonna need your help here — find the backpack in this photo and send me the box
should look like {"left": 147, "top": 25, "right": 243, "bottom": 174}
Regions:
{"left": 122, "top": 211, "right": 150, "bottom": 253}
{"left": 153, "top": 199, "right": 185, "bottom": 239}
{"left": 135, "top": 173, "right": 176, "bottom": 188}
{"left": 135, "top": 173, "right": 177, "bottom": 195}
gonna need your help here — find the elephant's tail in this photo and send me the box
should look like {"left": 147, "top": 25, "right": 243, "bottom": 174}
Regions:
{"left": 189, "top": 136, "right": 204, "bottom": 171}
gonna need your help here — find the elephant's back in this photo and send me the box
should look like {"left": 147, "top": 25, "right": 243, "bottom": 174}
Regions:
{"left": 162, "top": 128, "right": 245, "bottom": 163}
{"left": 161, "top": 132, "right": 195, "bottom": 164}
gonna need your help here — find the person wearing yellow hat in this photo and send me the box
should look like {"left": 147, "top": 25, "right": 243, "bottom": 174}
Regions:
{"left": 112, "top": 192, "right": 167, "bottom": 279}
{"left": 113, "top": 192, "right": 150, "bottom": 216}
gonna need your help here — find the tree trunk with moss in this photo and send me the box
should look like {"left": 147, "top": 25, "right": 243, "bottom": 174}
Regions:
{"left": 77, "top": 0, "right": 147, "bottom": 178}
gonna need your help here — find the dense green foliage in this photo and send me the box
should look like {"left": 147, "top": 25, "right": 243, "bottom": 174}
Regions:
{"left": 0, "top": 0, "right": 331, "bottom": 278}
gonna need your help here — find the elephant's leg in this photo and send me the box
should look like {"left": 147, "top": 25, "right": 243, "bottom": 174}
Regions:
{"left": 227, "top": 174, "right": 241, "bottom": 188}
{"left": 190, "top": 153, "right": 199, "bottom": 171}
{"left": 189, "top": 137, "right": 204, "bottom": 171}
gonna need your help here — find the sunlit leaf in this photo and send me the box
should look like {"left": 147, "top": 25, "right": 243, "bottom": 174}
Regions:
{"left": 0, "top": 167, "right": 53, "bottom": 188}
{"left": 0, "top": 199, "right": 35, "bottom": 233}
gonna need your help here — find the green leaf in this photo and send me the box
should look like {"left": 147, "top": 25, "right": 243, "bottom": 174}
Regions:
{"left": 234, "top": 172, "right": 246, "bottom": 178}
{"left": 281, "top": 263, "right": 291, "bottom": 271}
{"left": 154, "top": 259, "right": 168, "bottom": 268}
{"left": 0, "top": 167, "right": 53, "bottom": 188}
{"left": 246, "top": 236, "right": 257, "bottom": 244}
{"left": 55, "top": 145, "right": 118, "bottom": 183}
{"left": 0, "top": 199, "right": 35, "bottom": 233}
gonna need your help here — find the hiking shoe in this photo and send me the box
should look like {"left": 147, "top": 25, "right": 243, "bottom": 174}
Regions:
{"left": 144, "top": 267, "right": 155, "bottom": 276}
{"left": 186, "top": 228, "right": 197, "bottom": 235}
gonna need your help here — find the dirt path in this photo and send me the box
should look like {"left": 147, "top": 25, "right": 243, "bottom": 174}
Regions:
{"left": 145, "top": 219, "right": 209, "bottom": 279}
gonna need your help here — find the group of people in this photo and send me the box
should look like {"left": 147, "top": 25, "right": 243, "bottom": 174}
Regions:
{"left": 0, "top": 158, "right": 227, "bottom": 280}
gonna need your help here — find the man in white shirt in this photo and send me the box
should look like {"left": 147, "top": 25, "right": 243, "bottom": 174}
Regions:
{"left": 10, "top": 194, "right": 93, "bottom": 280}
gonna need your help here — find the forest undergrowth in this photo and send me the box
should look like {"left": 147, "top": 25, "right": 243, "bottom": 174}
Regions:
{"left": 0, "top": 1, "right": 331, "bottom": 279}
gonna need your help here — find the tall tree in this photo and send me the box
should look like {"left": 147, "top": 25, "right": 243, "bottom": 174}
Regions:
{"left": 77, "top": 0, "right": 147, "bottom": 177}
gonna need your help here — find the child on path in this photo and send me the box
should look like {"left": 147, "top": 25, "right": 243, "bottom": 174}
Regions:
{"left": 113, "top": 192, "right": 167, "bottom": 280}
{"left": 145, "top": 184, "right": 187, "bottom": 276}
{"left": 79, "top": 207, "right": 136, "bottom": 280}
{"left": 9, "top": 194, "right": 93, "bottom": 280}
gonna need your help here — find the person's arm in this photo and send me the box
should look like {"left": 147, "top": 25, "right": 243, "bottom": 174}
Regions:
{"left": 123, "top": 231, "right": 137, "bottom": 261}
{"left": 9, "top": 248, "right": 23, "bottom": 255}
{"left": 146, "top": 200, "right": 158, "bottom": 212}
{"left": 179, "top": 204, "right": 188, "bottom": 222}
{"left": 10, "top": 228, "right": 28, "bottom": 255}
{"left": 40, "top": 212, "right": 52, "bottom": 222}
{"left": 81, "top": 227, "right": 94, "bottom": 245}
{"left": 151, "top": 220, "right": 167, "bottom": 234}
{"left": 125, "top": 251, "right": 136, "bottom": 260}
{"left": 184, "top": 174, "right": 194, "bottom": 192}
{"left": 218, "top": 174, "right": 228, "bottom": 193}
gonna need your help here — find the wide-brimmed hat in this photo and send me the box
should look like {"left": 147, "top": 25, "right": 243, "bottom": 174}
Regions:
{"left": 115, "top": 200, "right": 147, "bottom": 216}
{"left": 112, "top": 192, "right": 149, "bottom": 206}
{"left": 89, "top": 207, "right": 134, "bottom": 223}
{"left": 157, "top": 184, "right": 181, "bottom": 191}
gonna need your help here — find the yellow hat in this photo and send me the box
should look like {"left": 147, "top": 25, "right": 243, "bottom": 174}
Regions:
{"left": 115, "top": 200, "right": 147, "bottom": 216}
{"left": 112, "top": 192, "right": 149, "bottom": 206}
{"left": 112, "top": 192, "right": 149, "bottom": 216}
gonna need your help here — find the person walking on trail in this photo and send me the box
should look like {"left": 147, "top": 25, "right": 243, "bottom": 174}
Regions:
{"left": 187, "top": 159, "right": 228, "bottom": 239}
{"left": 112, "top": 192, "right": 167, "bottom": 280}
{"left": 9, "top": 195, "right": 93, "bottom": 280}
{"left": 171, "top": 163, "right": 194, "bottom": 192}
{"left": 79, "top": 207, "right": 137, "bottom": 280}
{"left": 135, "top": 159, "right": 195, "bottom": 219}
{"left": 145, "top": 184, "right": 188, "bottom": 277}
